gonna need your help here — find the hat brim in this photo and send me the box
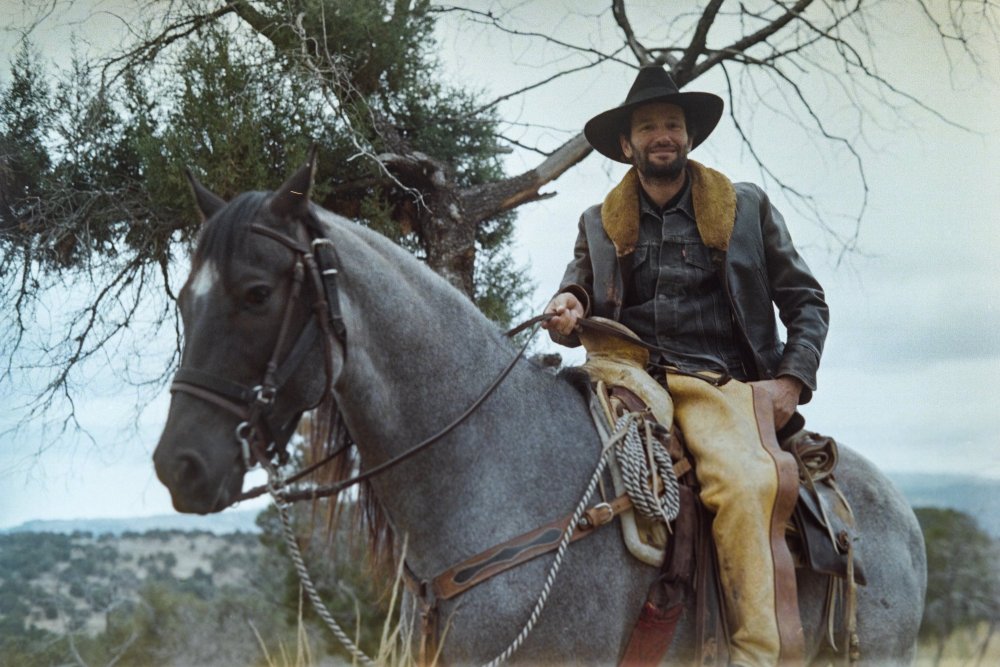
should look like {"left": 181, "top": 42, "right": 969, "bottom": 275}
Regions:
{"left": 584, "top": 91, "right": 724, "bottom": 163}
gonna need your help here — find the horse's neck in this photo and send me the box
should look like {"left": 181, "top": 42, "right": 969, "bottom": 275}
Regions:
{"left": 320, "top": 213, "right": 599, "bottom": 575}
{"left": 327, "top": 217, "right": 508, "bottom": 454}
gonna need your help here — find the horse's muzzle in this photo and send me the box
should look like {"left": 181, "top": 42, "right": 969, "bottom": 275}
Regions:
{"left": 153, "top": 446, "right": 240, "bottom": 514}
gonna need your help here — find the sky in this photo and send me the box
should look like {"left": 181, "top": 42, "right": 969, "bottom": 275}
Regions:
{"left": 1, "top": 1, "right": 998, "bottom": 529}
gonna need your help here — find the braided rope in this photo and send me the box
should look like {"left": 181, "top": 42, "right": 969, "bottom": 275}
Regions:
{"left": 614, "top": 415, "right": 680, "bottom": 525}
{"left": 264, "top": 468, "right": 377, "bottom": 666}
{"left": 259, "top": 413, "right": 639, "bottom": 667}
{"left": 482, "top": 413, "right": 638, "bottom": 667}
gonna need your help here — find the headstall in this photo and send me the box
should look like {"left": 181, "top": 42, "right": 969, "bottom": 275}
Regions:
{"left": 169, "top": 215, "right": 347, "bottom": 470}
{"left": 168, "top": 213, "right": 549, "bottom": 500}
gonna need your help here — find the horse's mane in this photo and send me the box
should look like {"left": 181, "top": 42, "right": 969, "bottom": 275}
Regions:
{"left": 303, "top": 207, "right": 490, "bottom": 583}
{"left": 316, "top": 208, "right": 504, "bottom": 333}
{"left": 191, "top": 191, "right": 270, "bottom": 276}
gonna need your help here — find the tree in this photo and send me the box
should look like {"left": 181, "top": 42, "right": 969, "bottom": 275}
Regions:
{"left": 2, "top": 0, "right": 996, "bottom": 436}
{"left": 916, "top": 507, "right": 1000, "bottom": 666}
{"left": 1, "top": 1, "right": 533, "bottom": 427}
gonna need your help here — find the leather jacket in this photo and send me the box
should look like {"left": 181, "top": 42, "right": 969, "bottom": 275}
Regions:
{"left": 553, "top": 176, "right": 829, "bottom": 404}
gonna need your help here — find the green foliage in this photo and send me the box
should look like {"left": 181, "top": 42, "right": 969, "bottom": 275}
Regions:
{"left": 0, "top": 532, "right": 73, "bottom": 579}
{"left": 0, "top": 529, "right": 328, "bottom": 666}
{"left": 916, "top": 507, "right": 1000, "bottom": 646}
{"left": 0, "top": 43, "right": 51, "bottom": 224}
{"left": 1, "top": 0, "right": 529, "bottom": 335}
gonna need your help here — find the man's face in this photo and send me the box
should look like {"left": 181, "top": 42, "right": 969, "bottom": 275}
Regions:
{"left": 620, "top": 102, "right": 692, "bottom": 181}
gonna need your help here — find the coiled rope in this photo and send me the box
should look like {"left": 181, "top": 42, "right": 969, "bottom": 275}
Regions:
{"left": 613, "top": 415, "right": 681, "bottom": 525}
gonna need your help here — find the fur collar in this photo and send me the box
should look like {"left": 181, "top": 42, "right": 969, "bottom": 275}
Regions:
{"left": 600, "top": 160, "right": 736, "bottom": 256}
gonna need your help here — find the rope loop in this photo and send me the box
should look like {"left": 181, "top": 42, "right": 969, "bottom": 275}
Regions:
{"left": 613, "top": 412, "right": 681, "bottom": 525}
{"left": 262, "top": 462, "right": 377, "bottom": 667}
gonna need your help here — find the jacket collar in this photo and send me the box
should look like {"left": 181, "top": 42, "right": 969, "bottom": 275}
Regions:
{"left": 600, "top": 160, "right": 736, "bottom": 256}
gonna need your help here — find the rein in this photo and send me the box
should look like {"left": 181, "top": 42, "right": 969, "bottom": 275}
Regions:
{"left": 233, "top": 312, "right": 723, "bottom": 504}
{"left": 237, "top": 312, "right": 554, "bottom": 503}
{"left": 170, "top": 208, "right": 555, "bottom": 500}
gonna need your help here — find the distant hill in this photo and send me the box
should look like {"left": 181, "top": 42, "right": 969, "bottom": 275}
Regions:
{"left": 3, "top": 472, "right": 998, "bottom": 538}
{"left": 888, "top": 472, "right": 1000, "bottom": 538}
{"left": 2, "top": 508, "right": 262, "bottom": 536}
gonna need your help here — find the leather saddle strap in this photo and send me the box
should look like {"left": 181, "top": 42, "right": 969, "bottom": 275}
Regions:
{"left": 429, "top": 494, "right": 633, "bottom": 601}
{"left": 619, "top": 601, "right": 685, "bottom": 667}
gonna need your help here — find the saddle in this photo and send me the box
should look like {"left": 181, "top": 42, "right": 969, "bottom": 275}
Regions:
{"left": 403, "top": 321, "right": 863, "bottom": 665}
{"left": 575, "top": 318, "right": 865, "bottom": 665}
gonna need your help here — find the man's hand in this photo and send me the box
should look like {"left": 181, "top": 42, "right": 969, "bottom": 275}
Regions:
{"left": 542, "top": 292, "right": 585, "bottom": 337}
{"left": 750, "top": 376, "right": 803, "bottom": 429}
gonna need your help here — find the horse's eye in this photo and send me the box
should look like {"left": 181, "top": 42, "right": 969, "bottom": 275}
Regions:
{"left": 246, "top": 285, "right": 272, "bottom": 306}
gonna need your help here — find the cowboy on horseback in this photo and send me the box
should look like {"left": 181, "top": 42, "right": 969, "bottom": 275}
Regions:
{"left": 544, "top": 65, "right": 829, "bottom": 666}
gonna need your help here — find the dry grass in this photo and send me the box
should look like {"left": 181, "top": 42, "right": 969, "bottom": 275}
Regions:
{"left": 915, "top": 623, "right": 1000, "bottom": 667}
{"left": 252, "top": 538, "right": 427, "bottom": 667}
{"left": 250, "top": 590, "right": 316, "bottom": 667}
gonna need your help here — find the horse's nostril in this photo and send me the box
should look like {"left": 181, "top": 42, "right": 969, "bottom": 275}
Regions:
{"left": 174, "top": 453, "right": 207, "bottom": 488}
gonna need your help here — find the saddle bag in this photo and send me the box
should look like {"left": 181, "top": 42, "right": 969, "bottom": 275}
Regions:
{"left": 784, "top": 430, "right": 867, "bottom": 585}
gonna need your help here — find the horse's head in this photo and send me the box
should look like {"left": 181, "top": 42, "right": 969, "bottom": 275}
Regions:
{"left": 154, "top": 154, "right": 342, "bottom": 513}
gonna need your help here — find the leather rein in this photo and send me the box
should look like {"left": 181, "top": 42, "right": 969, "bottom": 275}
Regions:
{"left": 169, "top": 211, "right": 720, "bottom": 505}
{"left": 170, "top": 217, "right": 347, "bottom": 471}
{"left": 169, "top": 214, "right": 551, "bottom": 501}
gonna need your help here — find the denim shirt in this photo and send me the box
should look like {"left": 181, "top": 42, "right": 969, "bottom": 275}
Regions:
{"left": 619, "top": 181, "right": 748, "bottom": 379}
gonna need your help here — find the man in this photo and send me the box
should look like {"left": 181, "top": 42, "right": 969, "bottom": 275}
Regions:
{"left": 543, "top": 66, "right": 829, "bottom": 666}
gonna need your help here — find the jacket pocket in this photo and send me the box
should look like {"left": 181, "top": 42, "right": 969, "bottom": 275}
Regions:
{"left": 681, "top": 242, "right": 716, "bottom": 272}
{"left": 629, "top": 243, "right": 657, "bottom": 304}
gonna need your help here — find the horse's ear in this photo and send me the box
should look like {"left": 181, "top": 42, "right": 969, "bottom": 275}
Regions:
{"left": 185, "top": 168, "right": 227, "bottom": 223}
{"left": 270, "top": 145, "right": 318, "bottom": 219}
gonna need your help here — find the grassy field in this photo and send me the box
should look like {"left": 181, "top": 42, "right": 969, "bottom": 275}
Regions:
{"left": 915, "top": 623, "right": 999, "bottom": 667}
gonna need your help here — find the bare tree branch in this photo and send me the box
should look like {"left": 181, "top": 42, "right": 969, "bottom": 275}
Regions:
{"left": 675, "top": 0, "right": 725, "bottom": 82}
{"left": 98, "top": 1, "right": 240, "bottom": 86}
{"left": 460, "top": 133, "right": 592, "bottom": 223}
{"left": 433, "top": 4, "right": 635, "bottom": 69}
{"left": 689, "top": 0, "right": 816, "bottom": 82}
{"left": 612, "top": 0, "right": 657, "bottom": 66}
{"left": 473, "top": 48, "right": 628, "bottom": 115}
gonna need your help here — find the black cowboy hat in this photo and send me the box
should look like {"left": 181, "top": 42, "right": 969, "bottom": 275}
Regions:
{"left": 584, "top": 66, "right": 724, "bottom": 163}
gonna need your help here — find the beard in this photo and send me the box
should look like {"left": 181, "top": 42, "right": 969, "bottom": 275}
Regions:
{"left": 631, "top": 140, "right": 689, "bottom": 182}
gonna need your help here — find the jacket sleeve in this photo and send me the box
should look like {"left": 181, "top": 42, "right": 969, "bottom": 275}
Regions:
{"left": 759, "top": 187, "right": 829, "bottom": 402}
{"left": 548, "top": 213, "right": 595, "bottom": 348}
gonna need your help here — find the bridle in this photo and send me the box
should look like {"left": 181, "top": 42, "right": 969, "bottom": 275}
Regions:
{"left": 169, "top": 211, "right": 549, "bottom": 498}
{"left": 170, "top": 214, "right": 348, "bottom": 470}
{"left": 168, "top": 206, "right": 729, "bottom": 512}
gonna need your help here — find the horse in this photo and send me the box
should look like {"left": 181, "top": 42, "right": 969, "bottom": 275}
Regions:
{"left": 153, "top": 156, "right": 927, "bottom": 665}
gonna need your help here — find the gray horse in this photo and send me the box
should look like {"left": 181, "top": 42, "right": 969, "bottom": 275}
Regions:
{"left": 154, "top": 158, "right": 926, "bottom": 665}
